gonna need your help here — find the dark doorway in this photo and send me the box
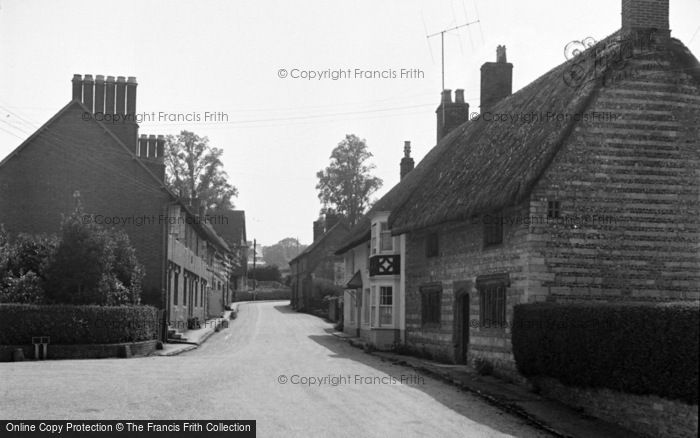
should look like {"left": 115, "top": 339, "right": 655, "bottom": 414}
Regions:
{"left": 453, "top": 281, "right": 472, "bottom": 364}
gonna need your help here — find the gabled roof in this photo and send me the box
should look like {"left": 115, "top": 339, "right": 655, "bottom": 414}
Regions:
{"left": 211, "top": 210, "right": 247, "bottom": 248}
{"left": 385, "top": 33, "right": 700, "bottom": 234}
{"left": 290, "top": 219, "right": 350, "bottom": 265}
{"left": 0, "top": 99, "right": 232, "bottom": 252}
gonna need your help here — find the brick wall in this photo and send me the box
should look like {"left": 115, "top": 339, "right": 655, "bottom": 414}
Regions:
{"left": 0, "top": 104, "right": 169, "bottom": 307}
{"left": 622, "top": 0, "right": 669, "bottom": 34}
{"left": 404, "top": 202, "right": 531, "bottom": 370}
{"left": 529, "top": 56, "right": 700, "bottom": 301}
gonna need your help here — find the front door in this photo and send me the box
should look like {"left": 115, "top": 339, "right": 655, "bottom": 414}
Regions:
{"left": 453, "top": 281, "right": 471, "bottom": 364}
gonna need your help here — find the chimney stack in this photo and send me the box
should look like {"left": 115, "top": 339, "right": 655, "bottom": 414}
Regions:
{"left": 70, "top": 74, "right": 139, "bottom": 149}
{"left": 82, "top": 74, "right": 94, "bottom": 112}
{"left": 94, "top": 75, "right": 105, "bottom": 114}
{"left": 400, "top": 141, "right": 414, "bottom": 180}
{"left": 324, "top": 209, "right": 340, "bottom": 231}
{"left": 621, "top": 0, "right": 670, "bottom": 38}
{"left": 436, "top": 89, "right": 469, "bottom": 142}
{"left": 480, "top": 45, "right": 513, "bottom": 113}
{"left": 137, "top": 133, "right": 166, "bottom": 181}
{"left": 313, "top": 218, "right": 325, "bottom": 242}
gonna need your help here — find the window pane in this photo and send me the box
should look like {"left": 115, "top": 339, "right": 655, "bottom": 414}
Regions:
{"left": 379, "top": 306, "right": 392, "bottom": 325}
{"left": 380, "top": 286, "right": 392, "bottom": 305}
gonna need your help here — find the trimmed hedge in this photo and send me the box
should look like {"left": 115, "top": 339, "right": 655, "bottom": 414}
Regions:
{"left": 234, "top": 288, "right": 290, "bottom": 302}
{"left": 0, "top": 304, "right": 160, "bottom": 345}
{"left": 512, "top": 302, "right": 699, "bottom": 405}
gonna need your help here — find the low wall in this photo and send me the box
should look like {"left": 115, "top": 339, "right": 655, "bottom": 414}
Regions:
{"left": 534, "top": 376, "right": 698, "bottom": 438}
{"left": 0, "top": 340, "right": 158, "bottom": 362}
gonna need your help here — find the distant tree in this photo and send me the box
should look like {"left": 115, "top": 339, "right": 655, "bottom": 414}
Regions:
{"left": 247, "top": 265, "right": 282, "bottom": 283}
{"left": 316, "top": 134, "right": 383, "bottom": 226}
{"left": 263, "top": 238, "right": 307, "bottom": 268}
{"left": 164, "top": 130, "right": 238, "bottom": 212}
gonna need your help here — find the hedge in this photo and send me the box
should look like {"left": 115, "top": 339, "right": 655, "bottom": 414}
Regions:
{"left": 234, "top": 288, "right": 290, "bottom": 302}
{"left": 512, "top": 302, "right": 699, "bottom": 405}
{"left": 0, "top": 304, "right": 160, "bottom": 345}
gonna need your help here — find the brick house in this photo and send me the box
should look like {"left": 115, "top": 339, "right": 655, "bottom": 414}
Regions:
{"left": 289, "top": 211, "right": 349, "bottom": 311}
{"left": 0, "top": 73, "right": 234, "bottom": 333}
{"left": 383, "top": 0, "right": 700, "bottom": 372}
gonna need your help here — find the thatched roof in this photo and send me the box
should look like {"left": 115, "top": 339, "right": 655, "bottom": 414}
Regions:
{"left": 386, "top": 33, "right": 700, "bottom": 234}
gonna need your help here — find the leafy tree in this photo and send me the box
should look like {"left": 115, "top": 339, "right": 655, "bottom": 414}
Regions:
{"left": 262, "top": 238, "right": 307, "bottom": 268}
{"left": 44, "top": 202, "right": 144, "bottom": 305}
{"left": 164, "top": 130, "right": 238, "bottom": 212}
{"left": 0, "top": 230, "right": 57, "bottom": 304}
{"left": 316, "top": 134, "right": 383, "bottom": 226}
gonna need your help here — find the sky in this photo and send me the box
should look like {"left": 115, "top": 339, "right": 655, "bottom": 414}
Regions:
{"left": 1, "top": 0, "right": 699, "bottom": 247}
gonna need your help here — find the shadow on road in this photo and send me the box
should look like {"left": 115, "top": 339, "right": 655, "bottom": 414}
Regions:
{"left": 272, "top": 304, "right": 296, "bottom": 313}
{"left": 307, "top": 332, "right": 553, "bottom": 437}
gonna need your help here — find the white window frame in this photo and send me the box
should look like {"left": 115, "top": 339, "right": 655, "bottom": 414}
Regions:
{"left": 378, "top": 285, "right": 393, "bottom": 327}
{"left": 362, "top": 288, "right": 370, "bottom": 325}
{"left": 379, "top": 222, "right": 393, "bottom": 252}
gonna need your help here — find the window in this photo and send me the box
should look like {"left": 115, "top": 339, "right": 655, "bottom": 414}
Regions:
{"left": 371, "top": 224, "right": 377, "bottom": 255}
{"left": 371, "top": 286, "right": 377, "bottom": 326}
{"left": 426, "top": 232, "right": 439, "bottom": 258}
{"left": 194, "top": 278, "right": 198, "bottom": 306}
{"left": 173, "top": 269, "right": 179, "bottom": 305}
{"left": 183, "top": 272, "right": 188, "bottom": 305}
{"left": 484, "top": 214, "right": 503, "bottom": 247}
{"left": 378, "top": 286, "right": 393, "bottom": 326}
{"left": 379, "top": 222, "right": 393, "bottom": 252}
{"left": 421, "top": 284, "right": 442, "bottom": 325}
{"left": 478, "top": 274, "right": 508, "bottom": 329}
{"left": 547, "top": 200, "right": 560, "bottom": 219}
{"left": 362, "top": 289, "right": 370, "bottom": 324}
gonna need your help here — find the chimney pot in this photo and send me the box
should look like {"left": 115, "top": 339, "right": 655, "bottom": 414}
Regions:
{"left": 71, "top": 74, "right": 82, "bottom": 101}
{"left": 441, "top": 89, "right": 452, "bottom": 104}
{"left": 126, "top": 76, "right": 137, "bottom": 116}
{"left": 496, "top": 45, "right": 507, "bottom": 63}
{"left": 94, "top": 75, "right": 105, "bottom": 114}
{"left": 148, "top": 134, "right": 157, "bottom": 158}
{"left": 115, "top": 76, "right": 126, "bottom": 115}
{"left": 621, "top": 0, "right": 670, "bottom": 37}
{"left": 400, "top": 140, "right": 415, "bottom": 180}
{"left": 82, "top": 74, "right": 94, "bottom": 112}
{"left": 105, "top": 76, "right": 116, "bottom": 114}
{"left": 138, "top": 134, "right": 148, "bottom": 157}
{"left": 455, "top": 89, "right": 465, "bottom": 103}
{"left": 156, "top": 135, "right": 165, "bottom": 158}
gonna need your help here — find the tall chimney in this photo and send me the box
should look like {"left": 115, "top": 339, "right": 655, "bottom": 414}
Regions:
{"left": 94, "top": 75, "right": 105, "bottom": 114}
{"left": 115, "top": 76, "right": 126, "bottom": 115}
{"left": 313, "top": 218, "right": 325, "bottom": 241}
{"left": 436, "top": 89, "right": 469, "bottom": 142}
{"left": 108, "top": 75, "right": 139, "bottom": 150}
{"left": 400, "top": 141, "right": 414, "bottom": 180}
{"left": 480, "top": 45, "right": 513, "bottom": 113}
{"left": 82, "top": 74, "right": 94, "bottom": 112}
{"left": 105, "top": 76, "right": 116, "bottom": 114}
{"left": 71, "top": 74, "right": 82, "bottom": 101}
{"left": 621, "top": 0, "right": 670, "bottom": 38}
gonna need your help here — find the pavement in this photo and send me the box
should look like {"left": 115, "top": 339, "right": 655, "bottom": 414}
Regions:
{"left": 1, "top": 301, "right": 556, "bottom": 438}
{"left": 334, "top": 333, "right": 639, "bottom": 438}
{"left": 154, "top": 305, "right": 239, "bottom": 356}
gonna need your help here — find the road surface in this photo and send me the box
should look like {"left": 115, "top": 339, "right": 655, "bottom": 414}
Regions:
{"left": 0, "top": 301, "right": 552, "bottom": 437}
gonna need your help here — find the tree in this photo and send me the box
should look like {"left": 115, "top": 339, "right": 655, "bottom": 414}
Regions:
{"left": 43, "top": 201, "right": 144, "bottom": 305}
{"left": 247, "top": 265, "right": 282, "bottom": 283}
{"left": 164, "top": 130, "right": 238, "bottom": 212}
{"left": 262, "top": 238, "right": 307, "bottom": 268}
{"left": 316, "top": 134, "right": 383, "bottom": 226}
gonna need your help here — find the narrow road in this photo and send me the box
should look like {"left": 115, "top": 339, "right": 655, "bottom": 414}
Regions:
{"left": 1, "top": 301, "right": 552, "bottom": 438}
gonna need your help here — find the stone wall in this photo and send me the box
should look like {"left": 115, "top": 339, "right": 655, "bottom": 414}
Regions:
{"left": 535, "top": 376, "right": 698, "bottom": 438}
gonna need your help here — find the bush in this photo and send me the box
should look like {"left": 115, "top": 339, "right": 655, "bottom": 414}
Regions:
{"left": 43, "top": 203, "right": 144, "bottom": 305}
{"left": 512, "top": 302, "right": 699, "bottom": 405}
{"left": 0, "top": 304, "right": 160, "bottom": 344}
{"left": 0, "top": 271, "right": 45, "bottom": 304}
{"left": 233, "top": 288, "right": 290, "bottom": 302}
